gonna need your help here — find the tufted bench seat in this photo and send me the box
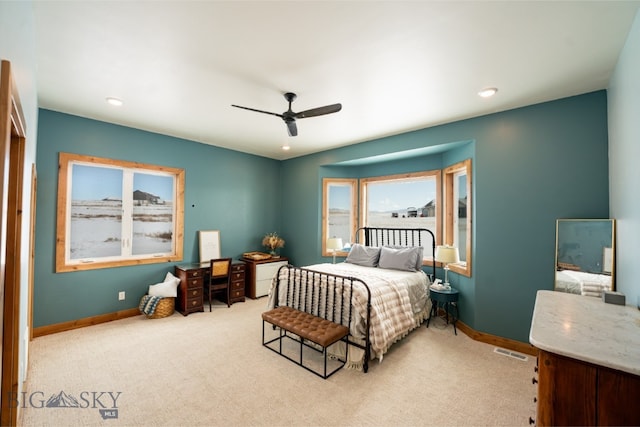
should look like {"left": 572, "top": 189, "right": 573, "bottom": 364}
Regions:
{"left": 262, "top": 306, "right": 349, "bottom": 348}
{"left": 262, "top": 306, "right": 350, "bottom": 379}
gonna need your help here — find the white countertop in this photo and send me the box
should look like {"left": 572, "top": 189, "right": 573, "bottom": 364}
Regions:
{"left": 530, "top": 290, "right": 640, "bottom": 376}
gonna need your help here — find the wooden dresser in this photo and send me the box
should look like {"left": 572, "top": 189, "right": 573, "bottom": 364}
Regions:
{"left": 175, "top": 260, "right": 246, "bottom": 314}
{"left": 242, "top": 256, "right": 288, "bottom": 299}
{"left": 530, "top": 290, "right": 640, "bottom": 426}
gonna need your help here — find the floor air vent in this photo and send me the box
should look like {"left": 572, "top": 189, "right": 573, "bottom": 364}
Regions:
{"left": 493, "top": 347, "right": 528, "bottom": 362}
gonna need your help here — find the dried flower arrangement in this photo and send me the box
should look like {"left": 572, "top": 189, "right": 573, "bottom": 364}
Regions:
{"left": 262, "top": 232, "right": 285, "bottom": 254}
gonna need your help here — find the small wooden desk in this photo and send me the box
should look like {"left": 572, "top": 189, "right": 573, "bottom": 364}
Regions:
{"left": 174, "top": 260, "right": 246, "bottom": 315}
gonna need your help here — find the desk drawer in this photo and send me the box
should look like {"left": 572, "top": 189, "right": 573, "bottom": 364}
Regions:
{"left": 186, "top": 277, "right": 203, "bottom": 289}
{"left": 185, "top": 287, "right": 202, "bottom": 299}
{"left": 229, "top": 289, "right": 244, "bottom": 300}
{"left": 186, "top": 296, "right": 202, "bottom": 310}
{"left": 186, "top": 268, "right": 203, "bottom": 279}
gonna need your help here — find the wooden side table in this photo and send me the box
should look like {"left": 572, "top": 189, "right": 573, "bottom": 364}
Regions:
{"left": 426, "top": 286, "right": 459, "bottom": 335}
{"left": 242, "top": 256, "right": 288, "bottom": 299}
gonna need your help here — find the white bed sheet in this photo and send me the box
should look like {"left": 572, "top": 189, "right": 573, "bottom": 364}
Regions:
{"left": 555, "top": 270, "right": 612, "bottom": 297}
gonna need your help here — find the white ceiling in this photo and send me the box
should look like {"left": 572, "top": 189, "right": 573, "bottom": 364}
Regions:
{"left": 33, "top": 1, "right": 640, "bottom": 160}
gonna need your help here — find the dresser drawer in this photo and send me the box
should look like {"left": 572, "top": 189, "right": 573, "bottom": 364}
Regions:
{"left": 256, "top": 261, "right": 286, "bottom": 281}
{"left": 230, "top": 280, "right": 244, "bottom": 291}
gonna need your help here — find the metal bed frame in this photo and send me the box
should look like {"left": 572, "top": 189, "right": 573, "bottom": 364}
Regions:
{"left": 267, "top": 227, "right": 436, "bottom": 374}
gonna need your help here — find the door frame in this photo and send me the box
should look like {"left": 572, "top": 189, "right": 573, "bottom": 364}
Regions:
{"left": 0, "top": 59, "right": 28, "bottom": 427}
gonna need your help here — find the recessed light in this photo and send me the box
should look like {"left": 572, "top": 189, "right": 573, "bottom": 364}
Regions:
{"left": 281, "top": 144, "right": 291, "bottom": 151}
{"left": 478, "top": 88, "right": 498, "bottom": 98}
{"left": 106, "top": 97, "right": 123, "bottom": 106}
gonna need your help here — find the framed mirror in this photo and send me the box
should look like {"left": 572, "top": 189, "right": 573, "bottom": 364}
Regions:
{"left": 555, "top": 219, "right": 615, "bottom": 297}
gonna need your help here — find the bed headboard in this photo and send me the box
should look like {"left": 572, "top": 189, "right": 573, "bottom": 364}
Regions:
{"left": 355, "top": 227, "right": 436, "bottom": 280}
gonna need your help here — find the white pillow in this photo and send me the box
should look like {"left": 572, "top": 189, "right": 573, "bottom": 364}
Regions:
{"left": 164, "top": 271, "right": 180, "bottom": 285}
{"left": 148, "top": 273, "right": 181, "bottom": 297}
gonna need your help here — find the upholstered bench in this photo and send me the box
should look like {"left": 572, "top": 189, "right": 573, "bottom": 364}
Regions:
{"left": 262, "top": 306, "right": 350, "bottom": 379}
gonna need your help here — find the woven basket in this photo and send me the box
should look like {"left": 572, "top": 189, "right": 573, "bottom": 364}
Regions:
{"left": 147, "top": 297, "right": 175, "bottom": 319}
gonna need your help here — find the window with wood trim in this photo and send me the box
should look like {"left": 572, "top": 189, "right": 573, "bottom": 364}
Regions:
{"left": 56, "top": 152, "right": 184, "bottom": 272}
{"left": 360, "top": 170, "right": 441, "bottom": 264}
{"left": 443, "top": 159, "right": 472, "bottom": 277}
{"left": 322, "top": 178, "right": 358, "bottom": 256}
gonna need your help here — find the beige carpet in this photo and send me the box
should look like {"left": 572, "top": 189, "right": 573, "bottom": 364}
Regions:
{"left": 21, "top": 297, "right": 536, "bottom": 426}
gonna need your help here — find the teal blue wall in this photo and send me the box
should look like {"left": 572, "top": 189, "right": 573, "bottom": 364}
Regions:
{"left": 279, "top": 91, "right": 609, "bottom": 342}
{"left": 34, "top": 110, "right": 281, "bottom": 327}
{"left": 34, "top": 91, "right": 609, "bottom": 343}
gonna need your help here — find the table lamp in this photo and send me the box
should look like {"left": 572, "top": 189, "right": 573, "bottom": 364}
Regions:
{"left": 326, "top": 237, "right": 343, "bottom": 264}
{"left": 435, "top": 245, "right": 460, "bottom": 289}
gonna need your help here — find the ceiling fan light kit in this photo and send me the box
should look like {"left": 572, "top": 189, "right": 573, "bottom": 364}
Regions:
{"left": 232, "top": 92, "right": 342, "bottom": 137}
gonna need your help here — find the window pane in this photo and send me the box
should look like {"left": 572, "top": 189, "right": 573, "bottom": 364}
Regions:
{"left": 57, "top": 152, "right": 185, "bottom": 272}
{"left": 328, "top": 183, "right": 353, "bottom": 247}
{"left": 70, "top": 164, "right": 123, "bottom": 259}
{"left": 365, "top": 179, "right": 437, "bottom": 239}
{"left": 455, "top": 172, "right": 467, "bottom": 262}
{"left": 132, "top": 173, "right": 174, "bottom": 255}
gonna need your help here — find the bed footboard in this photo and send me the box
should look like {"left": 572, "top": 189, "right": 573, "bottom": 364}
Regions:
{"left": 265, "top": 264, "right": 372, "bottom": 374}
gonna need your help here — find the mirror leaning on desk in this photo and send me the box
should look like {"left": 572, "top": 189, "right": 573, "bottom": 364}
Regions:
{"left": 554, "top": 219, "right": 615, "bottom": 298}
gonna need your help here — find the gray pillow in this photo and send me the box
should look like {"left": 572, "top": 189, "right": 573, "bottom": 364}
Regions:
{"left": 385, "top": 245, "right": 424, "bottom": 271}
{"left": 378, "top": 246, "right": 422, "bottom": 272}
{"left": 345, "top": 244, "right": 381, "bottom": 267}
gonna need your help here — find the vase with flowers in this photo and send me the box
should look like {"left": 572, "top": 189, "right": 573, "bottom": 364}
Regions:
{"left": 262, "top": 232, "right": 285, "bottom": 257}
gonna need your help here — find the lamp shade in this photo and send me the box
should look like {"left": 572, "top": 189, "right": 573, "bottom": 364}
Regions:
{"left": 435, "top": 245, "right": 460, "bottom": 264}
{"left": 327, "top": 237, "right": 344, "bottom": 251}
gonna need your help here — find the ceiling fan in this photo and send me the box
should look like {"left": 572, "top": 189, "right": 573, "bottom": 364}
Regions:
{"left": 231, "top": 92, "right": 342, "bottom": 137}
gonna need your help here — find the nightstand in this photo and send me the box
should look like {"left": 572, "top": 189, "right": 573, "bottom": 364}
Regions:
{"left": 426, "top": 286, "right": 459, "bottom": 335}
{"left": 242, "top": 256, "right": 288, "bottom": 299}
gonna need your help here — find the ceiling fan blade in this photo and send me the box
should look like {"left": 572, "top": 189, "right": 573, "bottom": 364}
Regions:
{"left": 295, "top": 103, "right": 342, "bottom": 119}
{"left": 231, "top": 104, "right": 283, "bottom": 118}
{"left": 286, "top": 120, "right": 298, "bottom": 137}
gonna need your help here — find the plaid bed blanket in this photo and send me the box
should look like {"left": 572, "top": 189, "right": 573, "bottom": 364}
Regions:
{"left": 268, "top": 263, "right": 428, "bottom": 361}
{"left": 139, "top": 295, "right": 163, "bottom": 316}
